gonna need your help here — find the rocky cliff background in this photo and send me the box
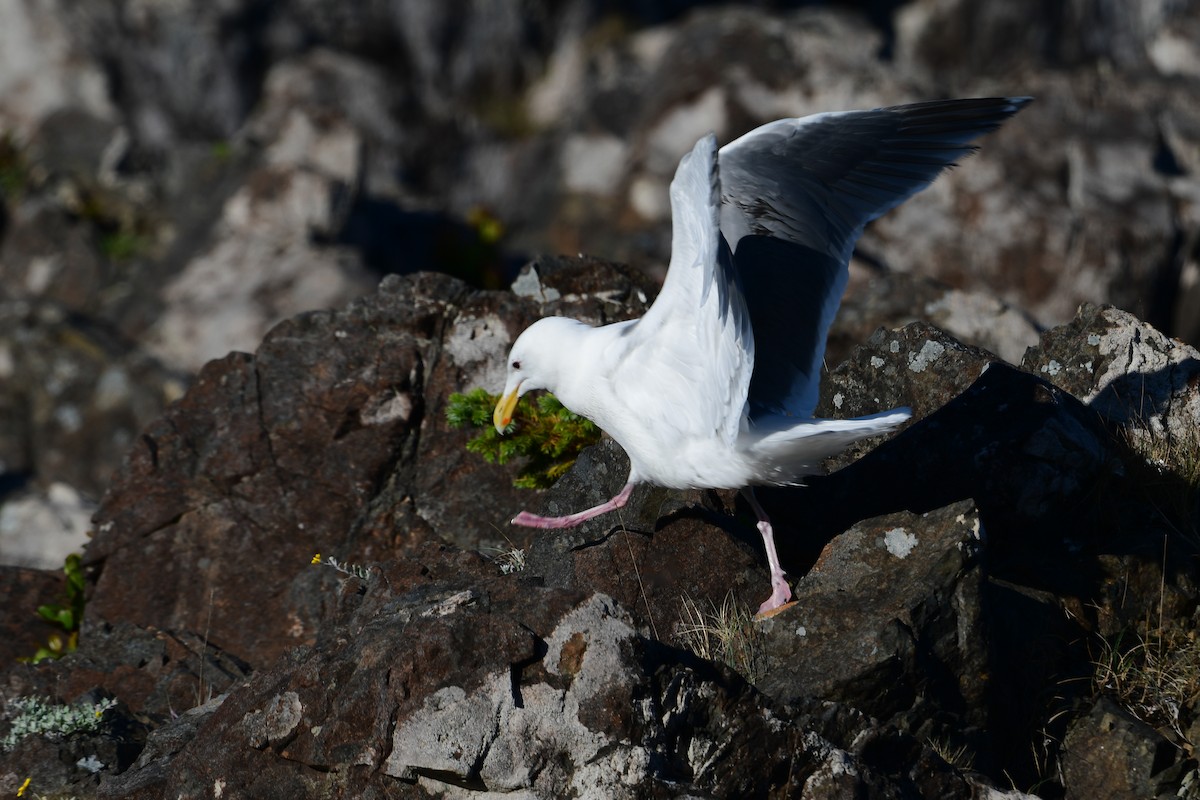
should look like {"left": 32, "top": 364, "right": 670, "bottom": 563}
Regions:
{"left": 1, "top": 1, "right": 1200, "bottom": 798}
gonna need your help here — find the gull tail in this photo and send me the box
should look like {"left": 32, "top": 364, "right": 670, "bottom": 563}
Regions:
{"left": 742, "top": 407, "right": 911, "bottom": 485}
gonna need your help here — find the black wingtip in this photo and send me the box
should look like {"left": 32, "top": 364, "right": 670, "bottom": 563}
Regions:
{"left": 884, "top": 96, "right": 1032, "bottom": 143}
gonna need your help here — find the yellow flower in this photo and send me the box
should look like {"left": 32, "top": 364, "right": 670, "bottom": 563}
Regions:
{"left": 311, "top": 553, "right": 321, "bottom": 564}
{"left": 17, "top": 777, "right": 31, "bottom": 797}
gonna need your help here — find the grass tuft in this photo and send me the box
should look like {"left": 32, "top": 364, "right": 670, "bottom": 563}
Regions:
{"left": 1090, "top": 623, "right": 1200, "bottom": 745}
{"left": 674, "top": 592, "right": 764, "bottom": 683}
{"left": 927, "top": 735, "right": 976, "bottom": 771}
{"left": 489, "top": 546, "right": 527, "bottom": 575}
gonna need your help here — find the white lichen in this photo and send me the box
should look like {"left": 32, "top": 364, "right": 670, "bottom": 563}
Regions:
{"left": 907, "top": 340, "right": 945, "bottom": 373}
{"left": 883, "top": 528, "right": 918, "bottom": 559}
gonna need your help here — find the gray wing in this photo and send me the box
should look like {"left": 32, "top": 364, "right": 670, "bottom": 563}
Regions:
{"left": 719, "top": 96, "right": 1032, "bottom": 418}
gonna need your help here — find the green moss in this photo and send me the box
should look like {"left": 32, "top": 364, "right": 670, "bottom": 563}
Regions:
{"left": 446, "top": 388, "right": 600, "bottom": 489}
{"left": 98, "top": 229, "right": 149, "bottom": 262}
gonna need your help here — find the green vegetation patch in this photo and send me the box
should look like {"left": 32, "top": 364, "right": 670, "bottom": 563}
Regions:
{"left": 1, "top": 696, "right": 117, "bottom": 752}
{"left": 27, "top": 554, "right": 86, "bottom": 663}
{"left": 446, "top": 388, "right": 600, "bottom": 489}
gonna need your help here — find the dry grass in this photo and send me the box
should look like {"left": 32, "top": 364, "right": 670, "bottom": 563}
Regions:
{"left": 490, "top": 546, "right": 527, "bottom": 575}
{"left": 1091, "top": 622, "right": 1200, "bottom": 745}
{"left": 927, "top": 736, "right": 975, "bottom": 771}
{"left": 674, "top": 592, "right": 765, "bottom": 683}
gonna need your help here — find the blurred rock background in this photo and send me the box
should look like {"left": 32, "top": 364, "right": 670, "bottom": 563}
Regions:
{"left": 1, "top": 0, "right": 1198, "bottom": 568}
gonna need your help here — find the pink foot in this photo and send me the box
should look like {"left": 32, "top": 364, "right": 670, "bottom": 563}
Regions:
{"left": 742, "top": 489, "right": 796, "bottom": 619}
{"left": 756, "top": 576, "right": 794, "bottom": 617}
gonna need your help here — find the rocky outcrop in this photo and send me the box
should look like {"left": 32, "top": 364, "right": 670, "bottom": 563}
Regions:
{"left": 82, "top": 258, "right": 653, "bottom": 669}
{"left": 2, "top": 262, "right": 1198, "bottom": 798}
{"left": 3, "top": 0, "right": 1199, "bottom": 568}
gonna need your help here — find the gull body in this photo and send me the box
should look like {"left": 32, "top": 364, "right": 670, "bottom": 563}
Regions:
{"left": 494, "top": 97, "right": 1031, "bottom": 614}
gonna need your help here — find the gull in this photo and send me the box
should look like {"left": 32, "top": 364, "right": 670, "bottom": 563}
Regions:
{"left": 493, "top": 97, "right": 1030, "bottom": 615}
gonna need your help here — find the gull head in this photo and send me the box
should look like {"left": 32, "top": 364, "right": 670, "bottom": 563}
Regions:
{"left": 493, "top": 317, "right": 583, "bottom": 433}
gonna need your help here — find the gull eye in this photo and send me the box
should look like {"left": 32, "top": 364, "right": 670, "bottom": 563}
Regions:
{"left": 512, "top": 360, "right": 521, "bottom": 370}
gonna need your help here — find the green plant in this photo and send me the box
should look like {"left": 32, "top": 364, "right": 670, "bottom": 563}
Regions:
{"left": 445, "top": 388, "right": 600, "bottom": 489}
{"left": 27, "top": 554, "right": 86, "bottom": 663}
{"left": 210, "top": 140, "right": 234, "bottom": 162}
{"left": 98, "top": 229, "right": 149, "bottom": 262}
{"left": 1, "top": 696, "right": 117, "bottom": 752}
{"left": 0, "top": 132, "right": 31, "bottom": 199}
{"left": 64, "top": 182, "right": 154, "bottom": 263}
{"left": 674, "top": 592, "right": 765, "bottom": 683}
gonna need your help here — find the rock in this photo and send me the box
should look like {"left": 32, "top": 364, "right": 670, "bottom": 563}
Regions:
{"left": 895, "top": 0, "right": 1193, "bottom": 75}
{"left": 82, "top": 262, "right": 652, "bottom": 670}
{"left": 5, "top": 619, "right": 251, "bottom": 725}
{"left": 142, "top": 49, "right": 388, "bottom": 372}
{"left": 0, "top": 202, "right": 111, "bottom": 313}
{"left": 832, "top": 268, "right": 1042, "bottom": 367}
{"left": 1061, "top": 697, "right": 1184, "bottom": 800}
{"left": 756, "top": 502, "right": 986, "bottom": 715}
{"left": 0, "top": 300, "right": 184, "bottom": 501}
{"left": 0, "top": 565, "right": 64, "bottom": 665}
{"left": 1023, "top": 303, "right": 1200, "bottom": 440}
{"left": 523, "top": 437, "right": 769, "bottom": 638}
{"left": 0, "top": 0, "right": 114, "bottom": 140}
{"left": 6, "top": 277, "right": 1199, "bottom": 797}
{"left": 83, "top": 560, "right": 1005, "bottom": 799}
{"left": 0, "top": 483, "right": 93, "bottom": 570}
{"left": 143, "top": 165, "right": 376, "bottom": 372}
{"left": 4, "top": 0, "right": 1200, "bottom": 573}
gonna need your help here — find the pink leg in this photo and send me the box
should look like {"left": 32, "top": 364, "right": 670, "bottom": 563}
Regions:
{"left": 511, "top": 482, "right": 636, "bottom": 530}
{"left": 742, "top": 488, "right": 793, "bottom": 615}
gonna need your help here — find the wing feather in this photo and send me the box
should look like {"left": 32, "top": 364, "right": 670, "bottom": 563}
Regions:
{"left": 613, "top": 134, "right": 754, "bottom": 447}
{"left": 719, "top": 97, "right": 1031, "bottom": 417}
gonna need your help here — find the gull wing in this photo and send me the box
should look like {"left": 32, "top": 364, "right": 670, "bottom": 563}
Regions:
{"left": 720, "top": 97, "right": 1032, "bottom": 418}
{"left": 611, "top": 134, "right": 754, "bottom": 447}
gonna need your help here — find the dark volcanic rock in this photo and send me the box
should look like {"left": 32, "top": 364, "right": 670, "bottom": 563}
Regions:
{"left": 82, "top": 261, "right": 652, "bottom": 673}
{"left": 756, "top": 501, "right": 986, "bottom": 714}
{"left": 85, "top": 273, "right": 492, "bottom": 670}
{"left": 88, "top": 555, "right": 1000, "bottom": 799}
{"left": 1061, "top": 697, "right": 1185, "bottom": 800}
{"left": 0, "top": 566, "right": 64, "bottom": 665}
{"left": 522, "top": 436, "right": 768, "bottom": 637}
{"left": 1023, "top": 303, "right": 1200, "bottom": 439}
{"left": 3, "top": 271, "right": 1199, "bottom": 798}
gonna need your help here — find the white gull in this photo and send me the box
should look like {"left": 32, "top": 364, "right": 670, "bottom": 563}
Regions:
{"left": 493, "top": 97, "right": 1031, "bottom": 615}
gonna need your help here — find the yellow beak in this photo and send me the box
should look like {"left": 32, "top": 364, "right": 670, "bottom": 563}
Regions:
{"left": 493, "top": 388, "right": 520, "bottom": 433}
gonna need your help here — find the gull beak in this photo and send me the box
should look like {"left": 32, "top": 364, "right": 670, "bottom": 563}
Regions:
{"left": 493, "top": 387, "right": 520, "bottom": 434}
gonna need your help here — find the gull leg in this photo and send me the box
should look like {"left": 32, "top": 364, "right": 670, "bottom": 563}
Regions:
{"left": 742, "top": 488, "right": 794, "bottom": 616}
{"left": 511, "top": 482, "right": 635, "bottom": 530}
